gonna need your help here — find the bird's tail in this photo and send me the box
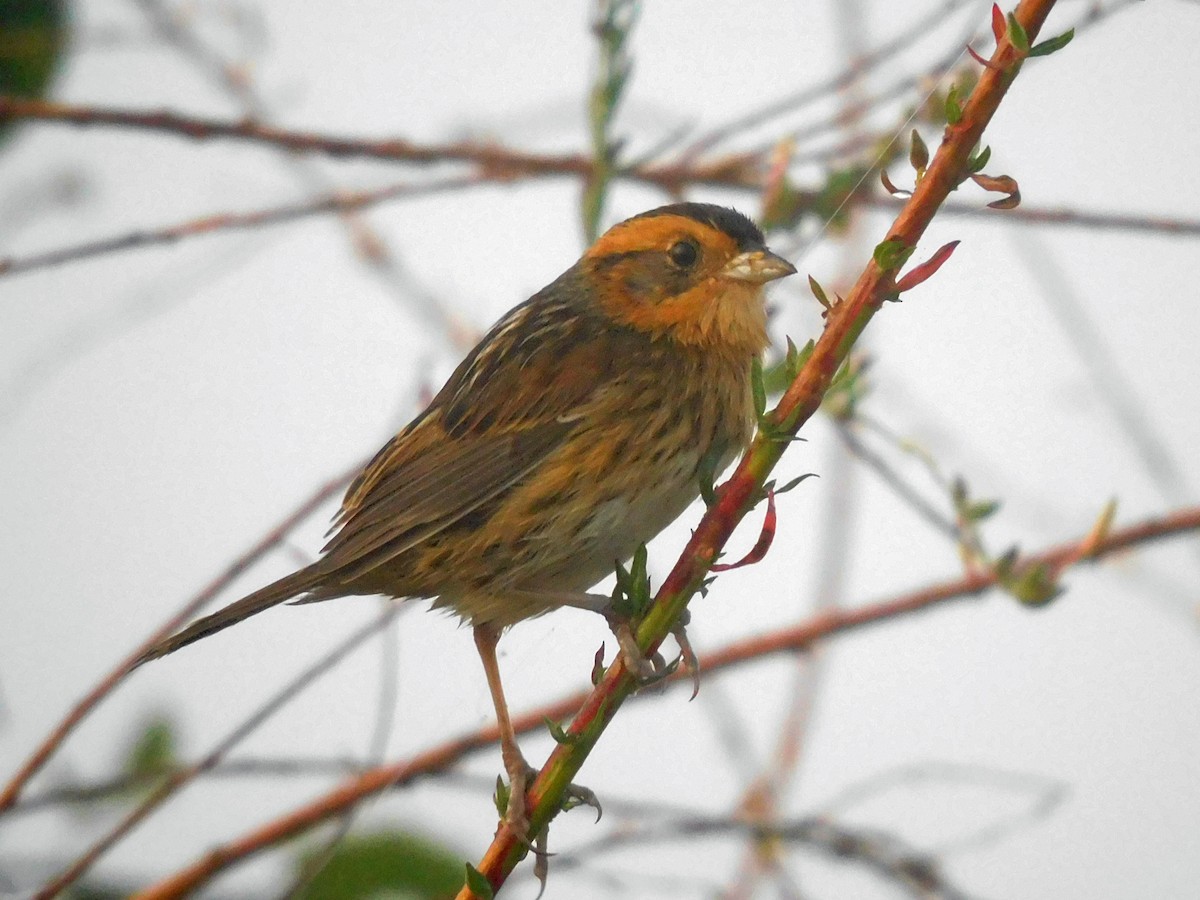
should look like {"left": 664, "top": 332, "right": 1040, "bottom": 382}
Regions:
{"left": 135, "top": 567, "right": 325, "bottom": 666}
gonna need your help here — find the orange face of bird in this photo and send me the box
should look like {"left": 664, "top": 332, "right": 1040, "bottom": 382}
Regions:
{"left": 582, "top": 205, "right": 795, "bottom": 357}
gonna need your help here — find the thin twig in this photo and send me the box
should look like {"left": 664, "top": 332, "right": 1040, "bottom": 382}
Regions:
{"left": 557, "top": 815, "right": 976, "bottom": 900}
{"left": 6, "top": 757, "right": 367, "bottom": 815}
{"left": 133, "top": 0, "right": 476, "bottom": 348}
{"left": 818, "top": 761, "right": 1069, "bottom": 856}
{"left": 836, "top": 421, "right": 960, "bottom": 539}
{"left": 0, "top": 176, "right": 481, "bottom": 278}
{"left": 683, "top": 0, "right": 977, "bottom": 158}
{"left": 933, "top": 198, "right": 1200, "bottom": 235}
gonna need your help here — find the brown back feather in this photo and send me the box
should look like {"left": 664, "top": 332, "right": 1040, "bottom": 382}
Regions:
{"left": 316, "top": 268, "right": 638, "bottom": 585}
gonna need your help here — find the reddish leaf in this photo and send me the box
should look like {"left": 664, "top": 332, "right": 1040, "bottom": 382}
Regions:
{"left": 966, "top": 44, "right": 1005, "bottom": 71}
{"left": 971, "top": 172, "right": 1017, "bottom": 193}
{"left": 711, "top": 489, "right": 777, "bottom": 571}
{"left": 971, "top": 172, "right": 1021, "bottom": 209}
{"left": 895, "top": 240, "right": 960, "bottom": 293}
{"left": 591, "top": 644, "right": 606, "bottom": 685}
{"left": 991, "top": 3, "right": 1005, "bottom": 43}
{"left": 987, "top": 189, "right": 1021, "bottom": 210}
{"left": 880, "top": 168, "right": 909, "bottom": 198}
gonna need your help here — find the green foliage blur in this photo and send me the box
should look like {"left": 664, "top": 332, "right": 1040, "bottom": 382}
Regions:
{"left": 0, "top": 0, "right": 68, "bottom": 142}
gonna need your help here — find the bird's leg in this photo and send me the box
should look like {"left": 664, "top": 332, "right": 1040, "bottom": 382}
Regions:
{"left": 473, "top": 622, "right": 535, "bottom": 838}
{"left": 472, "top": 621, "right": 603, "bottom": 858}
{"left": 512, "top": 590, "right": 699, "bottom": 695}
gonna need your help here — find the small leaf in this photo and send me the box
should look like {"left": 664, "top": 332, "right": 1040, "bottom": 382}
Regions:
{"left": 967, "top": 144, "right": 992, "bottom": 173}
{"left": 824, "top": 356, "right": 870, "bottom": 420}
{"left": 628, "top": 543, "right": 651, "bottom": 608}
{"left": 751, "top": 356, "right": 767, "bottom": 418}
{"left": 971, "top": 172, "right": 1020, "bottom": 209}
{"left": 894, "top": 240, "right": 960, "bottom": 293}
{"left": 1006, "top": 12, "right": 1030, "bottom": 52}
{"left": 880, "top": 168, "right": 909, "bottom": 198}
{"left": 966, "top": 499, "right": 1001, "bottom": 522}
{"left": 762, "top": 337, "right": 813, "bottom": 395}
{"left": 493, "top": 776, "right": 509, "bottom": 819}
{"left": 544, "top": 717, "right": 578, "bottom": 746}
{"left": 1030, "top": 28, "right": 1074, "bottom": 58}
{"left": 873, "top": 238, "right": 914, "bottom": 271}
{"left": 612, "top": 558, "right": 632, "bottom": 599}
{"left": 971, "top": 172, "right": 1017, "bottom": 194}
{"left": 987, "top": 189, "right": 1021, "bottom": 210}
{"left": 789, "top": 338, "right": 815, "bottom": 379}
{"left": 761, "top": 360, "right": 792, "bottom": 396}
{"left": 465, "top": 863, "right": 495, "bottom": 900}
{"left": 944, "top": 84, "right": 963, "bottom": 125}
{"left": 775, "top": 472, "right": 817, "bottom": 495}
{"left": 124, "top": 714, "right": 178, "bottom": 780}
{"left": 591, "top": 643, "right": 607, "bottom": 685}
{"left": 1079, "top": 497, "right": 1118, "bottom": 557}
{"left": 711, "top": 490, "right": 777, "bottom": 572}
{"left": 909, "top": 129, "right": 929, "bottom": 174}
{"left": 696, "top": 441, "right": 723, "bottom": 507}
{"left": 784, "top": 337, "right": 800, "bottom": 377}
{"left": 966, "top": 44, "right": 1004, "bottom": 70}
{"left": 993, "top": 546, "right": 1020, "bottom": 580}
{"left": 1007, "top": 562, "right": 1063, "bottom": 607}
{"left": 808, "top": 275, "right": 833, "bottom": 311}
{"left": 990, "top": 4, "right": 1006, "bottom": 43}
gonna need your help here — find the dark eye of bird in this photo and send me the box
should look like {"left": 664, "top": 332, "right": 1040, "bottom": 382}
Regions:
{"left": 667, "top": 239, "right": 699, "bottom": 269}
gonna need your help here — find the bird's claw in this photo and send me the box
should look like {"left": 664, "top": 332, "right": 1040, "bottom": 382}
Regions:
{"left": 494, "top": 753, "right": 600, "bottom": 898}
{"left": 613, "top": 621, "right": 665, "bottom": 683}
{"left": 525, "top": 788, "right": 601, "bottom": 900}
{"left": 561, "top": 782, "right": 603, "bottom": 822}
{"left": 671, "top": 617, "right": 701, "bottom": 700}
{"left": 612, "top": 613, "right": 700, "bottom": 696}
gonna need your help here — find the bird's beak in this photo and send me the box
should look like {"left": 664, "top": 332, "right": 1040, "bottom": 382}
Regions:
{"left": 721, "top": 249, "right": 797, "bottom": 284}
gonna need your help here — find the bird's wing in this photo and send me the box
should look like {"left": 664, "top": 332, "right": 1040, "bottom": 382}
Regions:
{"left": 318, "top": 292, "right": 630, "bottom": 582}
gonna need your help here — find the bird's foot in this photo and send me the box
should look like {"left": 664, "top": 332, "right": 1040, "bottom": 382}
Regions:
{"left": 496, "top": 753, "right": 603, "bottom": 835}
{"left": 494, "top": 748, "right": 601, "bottom": 894}
{"left": 502, "top": 589, "right": 701, "bottom": 693}
{"left": 494, "top": 742, "right": 541, "bottom": 844}
{"left": 611, "top": 611, "right": 700, "bottom": 697}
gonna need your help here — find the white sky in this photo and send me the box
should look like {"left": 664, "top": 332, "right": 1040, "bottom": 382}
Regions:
{"left": 2, "top": 1, "right": 1199, "bottom": 898}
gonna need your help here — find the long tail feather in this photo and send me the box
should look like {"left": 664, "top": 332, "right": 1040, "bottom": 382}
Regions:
{"left": 135, "top": 567, "right": 324, "bottom": 666}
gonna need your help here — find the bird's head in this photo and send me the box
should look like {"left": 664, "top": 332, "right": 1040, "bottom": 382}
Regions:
{"left": 581, "top": 203, "right": 796, "bottom": 358}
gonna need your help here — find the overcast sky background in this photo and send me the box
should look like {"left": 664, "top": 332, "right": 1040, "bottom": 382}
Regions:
{"left": 3, "top": 1, "right": 1200, "bottom": 897}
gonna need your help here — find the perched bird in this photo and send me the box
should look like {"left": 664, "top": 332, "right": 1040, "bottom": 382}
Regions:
{"left": 137, "top": 202, "right": 795, "bottom": 830}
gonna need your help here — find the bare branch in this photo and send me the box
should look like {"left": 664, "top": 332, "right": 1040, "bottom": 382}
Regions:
{"left": 0, "top": 177, "right": 481, "bottom": 278}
